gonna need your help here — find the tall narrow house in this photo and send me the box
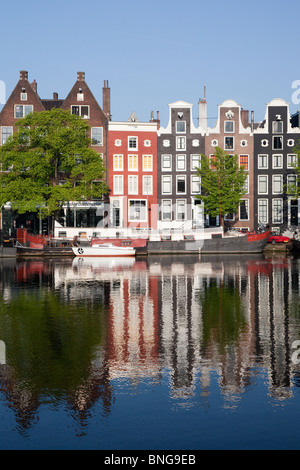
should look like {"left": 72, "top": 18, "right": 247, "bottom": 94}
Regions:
{"left": 204, "top": 99, "right": 255, "bottom": 231}
{"left": 157, "top": 100, "right": 205, "bottom": 234}
{"left": 108, "top": 112, "right": 158, "bottom": 231}
{"left": 61, "top": 71, "right": 110, "bottom": 180}
{"left": 253, "top": 99, "right": 300, "bottom": 232}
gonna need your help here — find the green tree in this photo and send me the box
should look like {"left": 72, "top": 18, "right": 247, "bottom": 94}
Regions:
{"left": 195, "top": 146, "right": 248, "bottom": 229}
{"left": 287, "top": 142, "right": 300, "bottom": 197}
{"left": 0, "top": 108, "right": 108, "bottom": 229}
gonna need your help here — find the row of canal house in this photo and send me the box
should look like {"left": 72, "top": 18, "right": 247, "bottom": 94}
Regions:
{"left": 1, "top": 70, "right": 300, "bottom": 238}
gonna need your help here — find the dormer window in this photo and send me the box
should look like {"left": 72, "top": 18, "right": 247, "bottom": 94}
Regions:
{"left": 176, "top": 121, "right": 186, "bottom": 133}
{"left": 273, "top": 120, "right": 283, "bottom": 133}
{"left": 128, "top": 136, "right": 138, "bottom": 150}
{"left": 224, "top": 120, "right": 234, "bottom": 133}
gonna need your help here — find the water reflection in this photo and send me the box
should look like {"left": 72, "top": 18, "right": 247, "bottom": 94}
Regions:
{"left": 0, "top": 254, "right": 300, "bottom": 438}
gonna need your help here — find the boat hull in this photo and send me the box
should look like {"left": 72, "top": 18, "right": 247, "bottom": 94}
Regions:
{"left": 147, "top": 231, "right": 270, "bottom": 254}
{"left": 72, "top": 245, "right": 136, "bottom": 257}
{"left": 288, "top": 239, "right": 300, "bottom": 253}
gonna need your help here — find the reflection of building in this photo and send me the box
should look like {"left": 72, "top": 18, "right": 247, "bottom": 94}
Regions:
{"left": 1, "top": 256, "right": 300, "bottom": 434}
{"left": 50, "top": 256, "right": 300, "bottom": 402}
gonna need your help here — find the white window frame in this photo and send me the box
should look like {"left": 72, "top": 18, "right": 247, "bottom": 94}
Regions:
{"left": 272, "top": 174, "right": 283, "bottom": 194}
{"left": 176, "top": 175, "right": 186, "bottom": 194}
{"left": 287, "top": 174, "right": 297, "bottom": 194}
{"left": 161, "top": 199, "right": 172, "bottom": 221}
{"left": 71, "top": 105, "right": 89, "bottom": 118}
{"left": 162, "top": 175, "right": 172, "bottom": 194}
{"left": 113, "top": 154, "right": 123, "bottom": 171}
{"left": 113, "top": 175, "right": 123, "bottom": 195}
{"left": 176, "top": 136, "right": 186, "bottom": 151}
{"left": 143, "top": 154, "right": 153, "bottom": 171}
{"left": 287, "top": 154, "right": 297, "bottom": 168}
{"left": 258, "top": 154, "right": 268, "bottom": 169}
{"left": 176, "top": 199, "right": 187, "bottom": 221}
{"left": 143, "top": 175, "right": 153, "bottom": 195}
{"left": 224, "top": 136, "right": 234, "bottom": 150}
{"left": 272, "top": 154, "right": 283, "bottom": 169}
{"left": 191, "top": 175, "right": 201, "bottom": 194}
{"left": 128, "top": 136, "right": 138, "bottom": 150}
{"left": 191, "top": 154, "right": 200, "bottom": 171}
{"left": 91, "top": 127, "right": 103, "bottom": 146}
{"left": 224, "top": 120, "right": 234, "bottom": 133}
{"left": 239, "top": 154, "right": 249, "bottom": 170}
{"left": 273, "top": 135, "right": 283, "bottom": 150}
{"left": 258, "top": 199, "right": 268, "bottom": 224}
{"left": 128, "top": 200, "right": 147, "bottom": 222}
{"left": 128, "top": 154, "right": 138, "bottom": 171}
{"left": 272, "top": 121, "right": 283, "bottom": 133}
{"left": 14, "top": 104, "right": 33, "bottom": 118}
{"left": 161, "top": 154, "right": 172, "bottom": 171}
{"left": 176, "top": 154, "right": 186, "bottom": 171}
{"left": 258, "top": 175, "right": 268, "bottom": 194}
{"left": 128, "top": 175, "right": 139, "bottom": 195}
{"left": 176, "top": 121, "right": 186, "bottom": 133}
{"left": 272, "top": 198, "right": 283, "bottom": 224}
{"left": 1, "top": 126, "right": 13, "bottom": 145}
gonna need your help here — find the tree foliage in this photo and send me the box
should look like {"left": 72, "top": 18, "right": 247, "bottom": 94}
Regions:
{"left": 287, "top": 142, "right": 300, "bottom": 197}
{"left": 0, "top": 108, "right": 108, "bottom": 218}
{"left": 195, "top": 147, "right": 248, "bottom": 227}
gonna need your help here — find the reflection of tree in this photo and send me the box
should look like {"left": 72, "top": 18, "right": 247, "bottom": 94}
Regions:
{"left": 0, "top": 289, "right": 112, "bottom": 434}
{"left": 200, "top": 280, "right": 246, "bottom": 355}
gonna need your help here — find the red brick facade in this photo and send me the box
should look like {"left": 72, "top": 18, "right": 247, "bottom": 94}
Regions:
{"left": 0, "top": 70, "right": 45, "bottom": 143}
{"left": 108, "top": 117, "right": 158, "bottom": 230}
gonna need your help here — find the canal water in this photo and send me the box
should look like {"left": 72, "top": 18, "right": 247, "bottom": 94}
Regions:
{"left": 0, "top": 253, "right": 300, "bottom": 450}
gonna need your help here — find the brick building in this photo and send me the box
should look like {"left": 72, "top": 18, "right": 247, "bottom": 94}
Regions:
{"left": 204, "top": 99, "right": 255, "bottom": 231}
{"left": 0, "top": 70, "right": 110, "bottom": 237}
{"left": 60, "top": 71, "right": 110, "bottom": 178}
{"left": 108, "top": 112, "right": 158, "bottom": 231}
{"left": 157, "top": 100, "right": 205, "bottom": 233}
{"left": 253, "top": 98, "right": 300, "bottom": 233}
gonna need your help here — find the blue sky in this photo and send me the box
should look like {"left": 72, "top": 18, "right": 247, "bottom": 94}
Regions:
{"left": 1, "top": 0, "right": 300, "bottom": 127}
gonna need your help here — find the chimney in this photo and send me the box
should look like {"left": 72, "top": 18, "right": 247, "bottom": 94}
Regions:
{"left": 20, "top": 70, "right": 28, "bottom": 81}
{"left": 31, "top": 79, "right": 37, "bottom": 93}
{"left": 251, "top": 111, "right": 254, "bottom": 132}
{"left": 241, "top": 109, "right": 249, "bottom": 128}
{"left": 198, "top": 85, "right": 207, "bottom": 131}
{"left": 156, "top": 111, "right": 160, "bottom": 129}
{"left": 150, "top": 110, "right": 160, "bottom": 129}
{"left": 77, "top": 71, "right": 85, "bottom": 82}
{"left": 53, "top": 92, "right": 58, "bottom": 100}
{"left": 103, "top": 80, "right": 111, "bottom": 120}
